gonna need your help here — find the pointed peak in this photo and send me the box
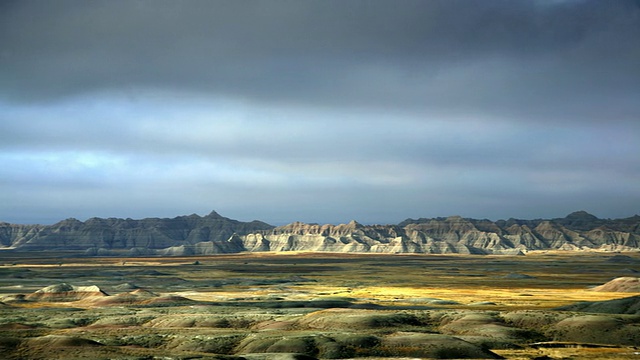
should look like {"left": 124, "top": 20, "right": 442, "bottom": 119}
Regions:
{"left": 205, "top": 210, "right": 223, "bottom": 219}
{"left": 346, "top": 220, "right": 363, "bottom": 228}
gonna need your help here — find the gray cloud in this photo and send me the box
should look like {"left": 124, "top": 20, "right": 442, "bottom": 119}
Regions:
{"left": 0, "top": 0, "right": 639, "bottom": 224}
{"left": 2, "top": 1, "right": 639, "bottom": 120}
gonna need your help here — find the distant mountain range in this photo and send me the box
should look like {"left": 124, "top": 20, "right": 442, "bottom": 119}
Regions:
{"left": 1, "top": 210, "right": 639, "bottom": 255}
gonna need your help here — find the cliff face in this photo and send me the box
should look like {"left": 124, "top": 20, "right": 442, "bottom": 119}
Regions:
{"left": 1, "top": 211, "right": 639, "bottom": 255}
{"left": 241, "top": 212, "right": 639, "bottom": 255}
{"left": 0, "top": 211, "right": 273, "bottom": 254}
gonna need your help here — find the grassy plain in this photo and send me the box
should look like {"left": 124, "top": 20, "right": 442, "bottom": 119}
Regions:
{"left": 1, "top": 251, "right": 639, "bottom": 359}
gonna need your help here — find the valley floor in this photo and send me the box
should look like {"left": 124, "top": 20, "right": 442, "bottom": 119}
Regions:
{"left": 1, "top": 251, "right": 639, "bottom": 359}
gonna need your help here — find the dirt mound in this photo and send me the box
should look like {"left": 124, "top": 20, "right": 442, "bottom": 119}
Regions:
{"left": 234, "top": 331, "right": 502, "bottom": 359}
{"left": 129, "top": 288, "right": 157, "bottom": 296}
{"left": 440, "top": 313, "right": 535, "bottom": 340}
{"left": 592, "top": 277, "right": 640, "bottom": 292}
{"left": 112, "top": 282, "right": 140, "bottom": 291}
{"left": 437, "top": 312, "right": 542, "bottom": 349}
{"left": 91, "top": 288, "right": 158, "bottom": 306}
{"left": 27, "top": 335, "right": 103, "bottom": 347}
{"left": 26, "top": 283, "right": 108, "bottom": 302}
{"left": 143, "top": 314, "right": 241, "bottom": 328}
{"left": 89, "top": 314, "right": 155, "bottom": 327}
{"left": 235, "top": 334, "right": 327, "bottom": 356}
{"left": 555, "top": 295, "right": 640, "bottom": 314}
{"left": 38, "top": 283, "right": 75, "bottom": 292}
{"left": 501, "top": 311, "right": 569, "bottom": 329}
{"left": 143, "top": 294, "right": 196, "bottom": 306}
{"left": 239, "top": 335, "right": 316, "bottom": 355}
{"left": 166, "top": 333, "right": 246, "bottom": 353}
{"left": 380, "top": 332, "right": 503, "bottom": 359}
{"left": 551, "top": 315, "right": 640, "bottom": 345}
{"left": 296, "top": 308, "right": 421, "bottom": 330}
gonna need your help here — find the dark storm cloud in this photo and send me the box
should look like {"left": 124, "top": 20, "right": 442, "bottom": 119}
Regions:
{"left": 1, "top": 0, "right": 639, "bottom": 122}
{"left": 1, "top": 0, "right": 639, "bottom": 225}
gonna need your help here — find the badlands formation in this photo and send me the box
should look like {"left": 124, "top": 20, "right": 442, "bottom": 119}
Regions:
{"left": 2, "top": 211, "right": 640, "bottom": 358}
{"left": 1, "top": 210, "right": 639, "bottom": 255}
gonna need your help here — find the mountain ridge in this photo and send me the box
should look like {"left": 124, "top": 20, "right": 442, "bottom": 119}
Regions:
{"left": 1, "top": 210, "right": 639, "bottom": 255}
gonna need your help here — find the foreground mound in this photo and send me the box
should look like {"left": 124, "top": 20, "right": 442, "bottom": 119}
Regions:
{"left": 380, "top": 332, "right": 504, "bottom": 359}
{"left": 592, "top": 277, "right": 640, "bottom": 292}
{"left": 234, "top": 331, "right": 503, "bottom": 359}
{"left": 26, "top": 335, "right": 103, "bottom": 347}
{"left": 550, "top": 315, "right": 640, "bottom": 345}
{"left": 296, "top": 309, "right": 421, "bottom": 330}
{"left": 437, "top": 312, "right": 543, "bottom": 347}
{"left": 556, "top": 295, "right": 640, "bottom": 314}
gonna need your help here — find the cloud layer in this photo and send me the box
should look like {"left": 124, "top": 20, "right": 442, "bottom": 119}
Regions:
{"left": 1, "top": 0, "right": 639, "bottom": 224}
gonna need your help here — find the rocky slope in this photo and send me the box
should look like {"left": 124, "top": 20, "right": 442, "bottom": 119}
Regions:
{"left": 0, "top": 210, "right": 273, "bottom": 254}
{"left": 592, "top": 277, "right": 640, "bottom": 292}
{"left": 236, "top": 211, "right": 640, "bottom": 255}
{"left": 1, "top": 210, "right": 639, "bottom": 255}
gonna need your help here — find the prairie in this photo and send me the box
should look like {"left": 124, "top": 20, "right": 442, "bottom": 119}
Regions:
{"left": 1, "top": 251, "right": 639, "bottom": 359}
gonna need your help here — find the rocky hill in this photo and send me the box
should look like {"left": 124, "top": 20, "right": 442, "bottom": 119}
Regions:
{"left": 0, "top": 210, "right": 273, "bottom": 255}
{"left": 1, "top": 210, "right": 639, "bottom": 255}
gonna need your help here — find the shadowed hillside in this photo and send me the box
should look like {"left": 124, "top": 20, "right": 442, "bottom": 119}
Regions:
{"left": 1, "top": 211, "right": 639, "bottom": 255}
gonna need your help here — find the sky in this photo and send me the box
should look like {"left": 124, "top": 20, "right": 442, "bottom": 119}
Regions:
{"left": 1, "top": 0, "right": 639, "bottom": 225}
